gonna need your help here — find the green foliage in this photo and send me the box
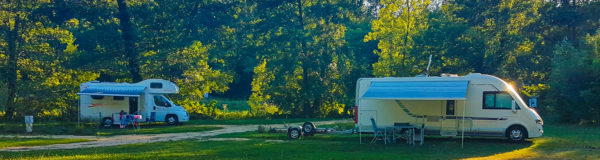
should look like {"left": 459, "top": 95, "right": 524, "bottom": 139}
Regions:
{"left": 549, "top": 31, "right": 600, "bottom": 124}
{"left": 248, "top": 59, "right": 279, "bottom": 117}
{"left": 168, "top": 41, "right": 233, "bottom": 100}
{"left": 0, "top": 1, "right": 99, "bottom": 120}
{"left": 245, "top": 0, "right": 368, "bottom": 118}
{"left": 365, "top": 0, "right": 431, "bottom": 77}
{"left": 1, "top": 0, "right": 599, "bottom": 123}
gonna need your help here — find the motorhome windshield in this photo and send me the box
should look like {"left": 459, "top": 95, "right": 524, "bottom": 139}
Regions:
{"left": 154, "top": 95, "right": 171, "bottom": 107}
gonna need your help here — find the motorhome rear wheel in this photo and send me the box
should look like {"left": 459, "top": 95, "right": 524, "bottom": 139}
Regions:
{"left": 102, "top": 117, "right": 113, "bottom": 128}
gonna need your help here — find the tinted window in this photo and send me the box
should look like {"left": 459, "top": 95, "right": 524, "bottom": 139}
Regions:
{"left": 91, "top": 95, "right": 104, "bottom": 100}
{"left": 113, "top": 96, "right": 124, "bottom": 100}
{"left": 150, "top": 83, "right": 163, "bottom": 89}
{"left": 484, "top": 94, "right": 495, "bottom": 108}
{"left": 446, "top": 100, "right": 455, "bottom": 115}
{"left": 153, "top": 96, "right": 171, "bottom": 107}
{"left": 483, "top": 91, "right": 517, "bottom": 109}
{"left": 496, "top": 94, "right": 512, "bottom": 109}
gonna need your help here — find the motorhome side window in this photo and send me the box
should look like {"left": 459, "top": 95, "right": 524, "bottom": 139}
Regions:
{"left": 483, "top": 91, "right": 518, "bottom": 109}
{"left": 150, "top": 82, "right": 163, "bottom": 89}
{"left": 91, "top": 95, "right": 103, "bottom": 100}
{"left": 153, "top": 96, "right": 171, "bottom": 107}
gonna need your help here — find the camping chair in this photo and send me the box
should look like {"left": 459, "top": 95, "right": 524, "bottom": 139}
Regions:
{"left": 370, "top": 118, "right": 387, "bottom": 144}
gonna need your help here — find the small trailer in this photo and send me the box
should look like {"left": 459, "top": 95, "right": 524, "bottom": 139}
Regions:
{"left": 273, "top": 122, "right": 336, "bottom": 139}
{"left": 77, "top": 79, "right": 189, "bottom": 127}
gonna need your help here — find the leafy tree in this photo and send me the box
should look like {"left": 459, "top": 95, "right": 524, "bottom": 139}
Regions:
{"left": 248, "top": 59, "right": 277, "bottom": 116}
{"left": 365, "top": 0, "right": 431, "bottom": 77}
{"left": 549, "top": 37, "right": 600, "bottom": 124}
{"left": 247, "top": 0, "right": 367, "bottom": 117}
{"left": 167, "top": 41, "right": 233, "bottom": 100}
{"left": 0, "top": 1, "right": 98, "bottom": 120}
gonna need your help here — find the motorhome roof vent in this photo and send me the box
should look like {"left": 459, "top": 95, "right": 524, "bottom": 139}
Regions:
{"left": 441, "top": 73, "right": 458, "bottom": 77}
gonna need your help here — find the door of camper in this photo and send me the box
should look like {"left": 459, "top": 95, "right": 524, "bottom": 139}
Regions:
{"left": 129, "top": 97, "right": 138, "bottom": 115}
{"left": 358, "top": 110, "right": 376, "bottom": 131}
{"left": 441, "top": 100, "right": 458, "bottom": 136}
{"left": 152, "top": 95, "right": 172, "bottom": 122}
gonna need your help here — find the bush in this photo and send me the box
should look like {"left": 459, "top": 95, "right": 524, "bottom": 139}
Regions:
{"left": 257, "top": 125, "right": 266, "bottom": 133}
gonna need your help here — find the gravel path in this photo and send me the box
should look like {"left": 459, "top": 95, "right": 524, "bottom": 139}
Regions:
{"left": 0, "top": 119, "right": 351, "bottom": 152}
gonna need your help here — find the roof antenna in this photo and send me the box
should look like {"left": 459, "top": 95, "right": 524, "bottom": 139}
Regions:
{"left": 426, "top": 54, "right": 432, "bottom": 77}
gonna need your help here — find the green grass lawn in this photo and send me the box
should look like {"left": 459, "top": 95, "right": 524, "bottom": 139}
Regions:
{"left": 1, "top": 122, "right": 598, "bottom": 159}
{"left": 0, "top": 118, "right": 339, "bottom": 136}
{"left": 0, "top": 122, "right": 221, "bottom": 136}
{"left": 0, "top": 138, "right": 90, "bottom": 149}
{"left": 186, "top": 118, "right": 341, "bottom": 125}
{"left": 95, "top": 125, "right": 221, "bottom": 136}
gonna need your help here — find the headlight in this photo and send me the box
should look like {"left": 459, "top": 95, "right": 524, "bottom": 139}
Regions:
{"left": 536, "top": 119, "right": 543, "bottom": 125}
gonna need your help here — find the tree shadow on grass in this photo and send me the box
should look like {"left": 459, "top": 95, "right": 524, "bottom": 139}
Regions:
{"left": 215, "top": 132, "right": 534, "bottom": 160}
{"left": 0, "top": 137, "right": 534, "bottom": 160}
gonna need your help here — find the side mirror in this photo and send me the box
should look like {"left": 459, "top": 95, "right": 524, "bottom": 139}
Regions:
{"left": 511, "top": 100, "right": 517, "bottom": 113}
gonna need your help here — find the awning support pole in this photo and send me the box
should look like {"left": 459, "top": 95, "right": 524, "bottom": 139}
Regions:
{"left": 461, "top": 101, "right": 466, "bottom": 149}
{"left": 78, "top": 97, "right": 81, "bottom": 126}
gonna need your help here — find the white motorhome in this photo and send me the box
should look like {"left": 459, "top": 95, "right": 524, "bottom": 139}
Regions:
{"left": 355, "top": 73, "right": 543, "bottom": 142}
{"left": 78, "top": 79, "right": 189, "bottom": 127}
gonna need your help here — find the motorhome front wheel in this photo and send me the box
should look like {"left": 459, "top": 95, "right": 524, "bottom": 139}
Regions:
{"left": 507, "top": 126, "right": 527, "bottom": 142}
{"left": 166, "top": 115, "right": 179, "bottom": 125}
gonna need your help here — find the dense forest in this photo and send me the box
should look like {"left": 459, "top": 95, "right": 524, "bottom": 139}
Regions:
{"left": 0, "top": 0, "right": 599, "bottom": 124}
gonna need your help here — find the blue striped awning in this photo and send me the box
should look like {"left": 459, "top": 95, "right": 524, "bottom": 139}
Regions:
{"left": 360, "top": 81, "right": 469, "bottom": 100}
{"left": 78, "top": 85, "right": 146, "bottom": 97}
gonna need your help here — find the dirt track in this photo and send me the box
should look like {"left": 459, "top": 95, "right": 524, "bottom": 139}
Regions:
{"left": 0, "top": 119, "right": 350, "bottom": 152}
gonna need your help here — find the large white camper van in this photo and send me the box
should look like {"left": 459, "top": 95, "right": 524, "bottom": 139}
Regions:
{"left": 78, "top": 79, "right": 189, "bottom": 127}
{"left": 355, "top": 73, "right": 543, "bottom": 142}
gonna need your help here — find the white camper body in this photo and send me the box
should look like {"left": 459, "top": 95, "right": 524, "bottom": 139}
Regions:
{"left": 78, "top": 79, "right": 189, "bottom": 126}
{"left": 355, "top": 73, "right": 543, "bottom": 140}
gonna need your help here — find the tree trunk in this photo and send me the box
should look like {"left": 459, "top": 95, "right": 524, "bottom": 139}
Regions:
{"left": 296, "top": 0, "right": 313, "bottom": 117}
{"left": 402, "top": 0, "right": 412, "bottom": 76}
{"left": 4, "top": 13, "right": 20, "bottom": 120}
{"left": 117, "top": 0, "right": 142, "bottom": 82}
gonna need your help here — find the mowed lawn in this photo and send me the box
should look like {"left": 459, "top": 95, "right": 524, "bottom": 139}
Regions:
{"left": 1, "top": 122, "right": 599, "bottom": 160}
{"left": 0, "top": 138, "right": 90, "bottom": 149}
{"left": 0, "top": 118, "right": 340, "bottom": 136}
{"left": 0, "top": 121, "right": 222, "bottom": 136}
